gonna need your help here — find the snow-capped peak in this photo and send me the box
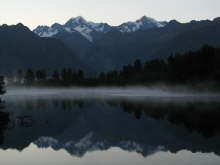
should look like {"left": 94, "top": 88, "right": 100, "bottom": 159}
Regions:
{"left": 33, "top": 16, "right": 167, "bottom": 41}
{"left": 137, "top": 16, "right": 163, "bottom": 27}
{"left": 137, "top": 16, "right": 155, "bottom": 22}
{"left": 33, "top": 16, "right": 113, "bottom": 42}
{"left": 33, "top": 25, "right": 58, "bottom": 37}
{"left": 117, "top": 16, "right": 167, "bottom": 32}
{"left": 65, "top": 16, "right": 87, "bottom": 27}
{"left": 72, "top": 16, "right": 86, "bottom": 22}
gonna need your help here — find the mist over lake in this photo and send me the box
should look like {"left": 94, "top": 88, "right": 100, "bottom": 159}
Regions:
{"left": 4, "top": 86, "right": 220, "bottom": 100}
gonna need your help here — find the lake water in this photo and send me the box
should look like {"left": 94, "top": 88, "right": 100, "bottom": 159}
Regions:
{"left": 0, "top": 87, "right": 220, "bottom": 165}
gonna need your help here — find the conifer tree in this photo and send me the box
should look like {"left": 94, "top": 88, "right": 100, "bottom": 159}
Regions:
{"left": 0, "top": 76, "right": 6, "bottom": 102}
{"left": 24, "top": 69, "right": 35, "bottom": 85}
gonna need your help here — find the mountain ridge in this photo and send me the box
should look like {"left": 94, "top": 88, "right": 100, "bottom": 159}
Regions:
{"left": 0, "top": 23, "right": 88, "bottom": 73}
{"left": 33, "top": 16, "right": 167, "bottom": 42}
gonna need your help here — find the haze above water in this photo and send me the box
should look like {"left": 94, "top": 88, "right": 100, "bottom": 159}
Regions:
{"left": 0, "top": 86, "right": 220, "bottom": 165}
{"left": 4, "top": 86, "right": 220, "bottom": 100}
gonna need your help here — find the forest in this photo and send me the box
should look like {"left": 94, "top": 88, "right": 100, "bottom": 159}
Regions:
{"left": 8, "top": 45, "right": 220, "bottom": 87}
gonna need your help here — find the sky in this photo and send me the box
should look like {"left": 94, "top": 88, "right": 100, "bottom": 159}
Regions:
{"left": 0, "top": 0, "right": 219, "bottom": 30}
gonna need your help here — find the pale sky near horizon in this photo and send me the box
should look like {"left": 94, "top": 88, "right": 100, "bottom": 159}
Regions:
{"left": 0, "top": 0, "right": 219, "bottom": 30}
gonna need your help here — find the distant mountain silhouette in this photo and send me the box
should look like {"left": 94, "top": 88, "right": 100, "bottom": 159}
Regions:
{"left": 0, "top": 23, "right": 87, "bottom": 74}
{"left": 84, "top": 19, "right": 220, "bottom": 71}
{"left": 32, "top": 17, "right": 220, "bottom": 72}
{"left": 153, "top": 20, "right": 220, "bottom": 59}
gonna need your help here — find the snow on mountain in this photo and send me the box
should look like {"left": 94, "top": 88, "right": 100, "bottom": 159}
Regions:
{"left": 34, "top": 134, "right": 164, "bottom": 158}
{"left": 87, "top": 22, "right": 112, "bottom": 33}
{"left": 117, "top": 16, "right": 167, "bottom": 32}
{"left": 74, "top": 25, "right": 94, "bottom": 42}
{"left": 34, "top": 133, "right": 108, "bottom": 157}
{"left": 65, "top": 16, "right": 87, "bottom": 26}
{"left": 33, "top": 25, "right": 59, "bottom": 37}
{"left": 33, "top": 16, "right": 167, "bottom": 41}
{"left": 33, "top": 16, "right": 112, "bottom": 42}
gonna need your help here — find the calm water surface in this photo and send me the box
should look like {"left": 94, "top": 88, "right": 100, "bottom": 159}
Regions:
{"left": 0, "top": 88, "right": 220, "bottom": 165}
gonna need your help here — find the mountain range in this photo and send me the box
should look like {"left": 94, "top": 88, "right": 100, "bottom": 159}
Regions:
{"left": 0, "top": 16, "right": 220, "bottom": 74}
{"left": 33, "top": 16, "right": 167, "bottom": 60}
{"left": 33, "top": 16, "right": 220, "bottom": 71}
{"left": 33, "top": 16, "right": 167, "bottom": 42}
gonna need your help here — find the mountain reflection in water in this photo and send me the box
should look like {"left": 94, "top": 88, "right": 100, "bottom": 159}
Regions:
{"left": 0, "top": 95, "right": 220, "bottom": 164}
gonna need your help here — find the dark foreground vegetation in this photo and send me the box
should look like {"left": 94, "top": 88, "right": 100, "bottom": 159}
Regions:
{"left": 8, "top": 45, "right": 220, "bottom": 88}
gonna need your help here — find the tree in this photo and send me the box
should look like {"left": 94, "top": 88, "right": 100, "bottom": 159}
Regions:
{"left": 24, "top": 69, "right": 35, "bottom": 85}
{"left": 78, "top": 70, "right": 84, "bottom": 80}
{"left": 61, "top": 68, "right": 68, "bottom": 82}
{"left": 16, "top": 70, "right": 23, "bottom": 84}
{"left": 67, "top": 68, "right": 73, "bottom": 83}
{"left": 36, "top": 69, "right": 47, "bottom": 81}
{"left": 0, "top": 76, "right": 6, "bottom": 102}
{"left": 134, "top": 59, "right": 142, "bottom": 71}
{"left": 52, "top": 70, "right": 60, "bottom": 81}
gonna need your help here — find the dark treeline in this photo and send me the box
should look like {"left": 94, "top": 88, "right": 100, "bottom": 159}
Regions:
{"left": 0, "top": 76, "right": 6, "bottom": 103}
{"left": 13, "top": 68, "right": 85, "bottom": 86}
{"left": 10, "top": 45, "right": 220, "bottom": 87}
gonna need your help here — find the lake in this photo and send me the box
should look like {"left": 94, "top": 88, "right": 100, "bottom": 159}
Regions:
{"left": 0, "top": 87, "right": 220, "bottom": 165}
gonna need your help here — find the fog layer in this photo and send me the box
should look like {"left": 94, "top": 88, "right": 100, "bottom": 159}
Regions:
{"left": 3, "top": 86, "right": 220, "bottom": 101}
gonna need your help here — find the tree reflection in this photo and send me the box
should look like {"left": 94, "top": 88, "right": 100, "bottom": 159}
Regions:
{"left": 0, "top": 103, "right": 9, "bottom": 145}
{"left": 117, "top": 100, "right": 220, "bottom": 137}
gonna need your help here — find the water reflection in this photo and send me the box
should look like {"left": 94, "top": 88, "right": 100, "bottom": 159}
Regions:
{"left": 0, "top": 103, "right": 9, "bottom": 146}
{"left": 0, "top": 97, "right": 220, "bottom": 162}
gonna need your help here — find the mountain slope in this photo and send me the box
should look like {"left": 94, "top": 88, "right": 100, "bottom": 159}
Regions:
{"left": 0, "top": 24, "right": 86, "bottom": 73}
{"left": 83, "top": 19, "right": 220, "bottom": 71}
{"left": 53, "top": 30, "right": 92, "bottom": 59}
{"left": 153, "top": 20, "right": 220, "bottom": 59}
